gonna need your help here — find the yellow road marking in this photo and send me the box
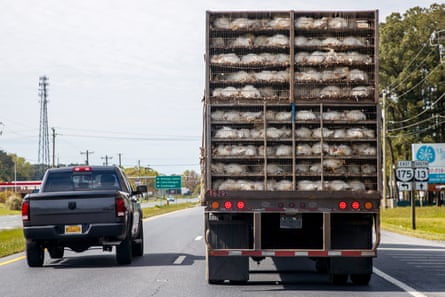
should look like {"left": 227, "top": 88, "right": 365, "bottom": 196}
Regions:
{"left": 0, "top": 255, "right": 25, "bottom": 266}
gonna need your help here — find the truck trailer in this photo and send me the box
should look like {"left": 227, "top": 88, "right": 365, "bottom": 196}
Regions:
{"left": 201, "top": 10, "right": 381, "bottom": 285}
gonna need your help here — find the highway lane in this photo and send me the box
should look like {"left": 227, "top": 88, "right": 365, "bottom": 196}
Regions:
{"left": 0, "top": 206, "right": 444, "bottom": 297}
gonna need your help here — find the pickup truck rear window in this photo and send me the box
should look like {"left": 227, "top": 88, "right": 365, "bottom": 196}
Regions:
{"left": 43, "top": 171, "right": 122, "bottom": 192}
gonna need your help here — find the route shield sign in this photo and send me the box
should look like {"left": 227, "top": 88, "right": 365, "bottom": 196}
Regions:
{"left": 395, "top": 167, "right": 414, "bottom": 182}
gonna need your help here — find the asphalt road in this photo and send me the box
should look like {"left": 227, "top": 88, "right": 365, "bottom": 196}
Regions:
{"left": 0, "top": 206, "right": 444, "bottom": 297}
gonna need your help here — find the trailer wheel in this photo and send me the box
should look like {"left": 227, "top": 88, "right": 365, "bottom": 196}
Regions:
{"left": 116, "top": 234, "right": 132, "bottom": 265}
{"left": 330, "top": 273, "right": 348, "bottom": 285}
{"left": 26, "top": 241, "right": 44, "bottom": 267}
{"left": 351, "top": 273, "right": 371, "bottom": 285}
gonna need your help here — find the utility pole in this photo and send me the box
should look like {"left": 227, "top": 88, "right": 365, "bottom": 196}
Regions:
{"left": 38, "top": 76, "right": 50, "bottom": 177}
{"left": 51, "top": 127, "right": 56, "bottom": 167}
{"left": 81, "top": 150, "right": 94, "bottom": 165}
{"left": 102, "top": 155, "right": 112, "bottom": 166}
{"left": 118, "top": 153, "right": 122, "bottom": 168}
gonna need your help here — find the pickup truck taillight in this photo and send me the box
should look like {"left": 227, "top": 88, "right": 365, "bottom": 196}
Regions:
{"left": 22, "top": 201, "right": 30, "bottom": 221}
{"left": 115, "top": 197, "right": 126, "bottom": 217}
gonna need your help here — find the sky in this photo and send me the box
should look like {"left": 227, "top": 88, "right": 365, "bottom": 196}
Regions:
{"left": 0, "top": 0, "right": 440, "bottom": 175}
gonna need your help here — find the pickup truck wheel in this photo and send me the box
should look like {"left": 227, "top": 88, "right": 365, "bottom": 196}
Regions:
{"left": 26, "top": 241, "right": 44, "bottom": 267}
{"left": 116, "top": 235, "right": 132, "bottom": 265}
{"left": 132, "top": 222, "right": 144, "bottom": 257}
{"left": 48, "top": 246, "right": 64, "bottom": 259}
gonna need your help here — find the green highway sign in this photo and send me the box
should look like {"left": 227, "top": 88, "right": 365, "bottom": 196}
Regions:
{"left": 155, "top": 176, "right": 181, "bottom": 189}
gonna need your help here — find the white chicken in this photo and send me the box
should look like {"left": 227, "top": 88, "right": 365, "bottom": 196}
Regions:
{"left": 211, "top": 53, "right": 241, "bottom": 65}
{"left": 211, "top": 110, "right": 225, "bottom": 121}
{"left": 348, "top": 69, "right": 368, "bottom": 82}
{"left": 328, "top": 17, "right": 348, "bottom": 29}
{"left": 322, "top": 110, "right": 343, "bottom": 121}
{"left": 295, "top": 52, "right": 310, "bottom": 64}
{"left": 213, "top": 17, "right": 231, "bottom": 29}
{"left": 328, "top": 180, "right": 351, "bottom": 191}
{"left": 211, "top": 163, "right": 225, "bottom": 174}
{"left": 352, "top": 144, "right": 376, "bottom": 156}
{"left": 295, "top": 163, "right": 310, "bottom": 173}
{"left": 312, "top": 127, "right": 334, "bottom": 138}
{"left": 240, "top": 85, "right": 261, "bottom": 98}
{"left": 259, "top": 87, "right": 278, "bottom": 98}
{"left": 274, "top": 180, "right": 293, "bottom": 191}
{"left": 226, "top": 71, "right": 253, "bottom": 83}
{"left": 310, "top": 163, "right": 322, "bottom": 174}
{"left": 266, "top": 34, "right": 289, "bottom": 47}
{"left": 313, "top": 17, "right": 328, "bottom": 29}
{"left": 268, "top": 17, "right": 291, "bottom": 29}
{"left": 295, "top": 68, "right": 321, "bottom": 81}
{"left": 224, "top": 163, "right": 247, "bottom": 175}
{"left": 343, "top": 36, "right": 365, "bottom": 47}
{"left": 361, "top": 164, "right": 377, "bottom": 174}
{"left": 344, "top": 110, "right": 366, "bottom": 121}
{"left": 320, "top": 86, "right": 341, "bottom": 98}
{"left": 297, "top": 144, "right": 313, "bottom": 156}
{"left": 351, "top": 86, "right": 372, "bottom": 98}
{"left": 295, "top": 17, "right": 314, "bottom": 29}
{"left": 295, "top": 110, "right": 317, "bottom": 120}
{"left": 321, "top": 37, "right": 342, "bottom": 47}
{"left": 241, "top": 53, "right": 265, "bottom": 65}
{"left": 295, "top": 36, "right": 308, "bottom": 47}
{"left": 275, "top": 111, "right": 291, "bottom": 121}
{"left": 329, "top": 144, "right": 352, "bottom": 156}
{"left": 323, "top": 159, "right": 345, "bottom": 171}
{"left": 295, "top": 127, "right": 313, "bottom": 138}
{"left": 230, "top": 34, "right": 255, "bottom": 47}
{"left": 215, "top": 127, "right": 239, "bottom": 139}
{"left": 222, "top": 110, "right": 241, "bottom": 121}
{"left": 230, "top": 18, "right": 250, "bottom": 30}
{"left": 212, "top": 86, "right": 238, "bottom": 97}
{"left": 308, "top": 51, "right": 326, "bottom": 64}
{"left": 298, "top": 180, "right": 322, "bottom": 191}
{"left": 267, "top": 164, "right": 285, "bottom": 175}
{"left": 332, "top": 128, "right": 346, "bottom": 138}
{"left": 348, "top": 180, "right": 366, "bottom": 191}
{"left": 276, "top": 145, "right": 292, "bottom": 156}
{"left": 311, "top": 142, "right": 330, "bottom": 155}
{"left": 241, "top": 111, "right": 262, "bottom": 122}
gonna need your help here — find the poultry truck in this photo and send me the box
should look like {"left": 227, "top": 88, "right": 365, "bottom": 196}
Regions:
{"left": 201, "top": 10, "right": 381, "bottom": 285}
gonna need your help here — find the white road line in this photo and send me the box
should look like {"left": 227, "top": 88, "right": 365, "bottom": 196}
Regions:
{"left": 195, "top": 235, "right": 203, "bottom": 241}
{"left": 173, "top": 255, "right": 186, "bottom": 265}
{"left": 374, "top": 267, "right": 427, "bottom": 297}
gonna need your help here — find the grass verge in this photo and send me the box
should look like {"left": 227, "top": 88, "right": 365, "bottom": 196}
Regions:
{"left": 0, "top": 203, "right": 20, "bottom": 216}
{"left": 381, "top": 206, "right": 445, "bottom": 241}
{"left": 0, "top": 229, "right": 25, "bottom": 258}
{"left": 0, "top": 202, "right": 198, "bottom": 258}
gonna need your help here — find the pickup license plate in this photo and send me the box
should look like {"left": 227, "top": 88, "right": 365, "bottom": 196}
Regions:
{"left": 280, "top": 214, "right": 302, "bottom": 229}
{"left": 65, "top": 224, "right": 82, "bottom": 234}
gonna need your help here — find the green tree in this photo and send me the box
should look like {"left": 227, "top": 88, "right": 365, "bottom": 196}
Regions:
{"left": 379, "top": 3, "right": 445, "bottom": 195}
{"left": 182, "top": 169, "right": 200, "bottom": 194}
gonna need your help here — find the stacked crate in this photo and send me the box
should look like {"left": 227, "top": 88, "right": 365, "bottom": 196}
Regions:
{"left": 204, "top": 10, "right": 379, "bottom": 193}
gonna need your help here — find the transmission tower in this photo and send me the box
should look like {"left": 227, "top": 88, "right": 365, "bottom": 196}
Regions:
{"left": 38, "top": 76, "right": 50, "bottom": 176}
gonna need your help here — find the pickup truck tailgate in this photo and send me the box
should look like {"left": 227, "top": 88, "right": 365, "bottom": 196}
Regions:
{"left": 28, "top": 191, "right": 121, "bottom": 225}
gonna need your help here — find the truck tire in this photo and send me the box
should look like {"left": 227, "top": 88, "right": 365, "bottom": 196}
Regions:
{"left": 26, "top": 241, "right": 44, "bottom": 267}
{"left": 350, "top": 273, "right": 372, "bottom": 285}
{"left": 48, "top": 246, "right": 64, "bottom": 259}
{"left": 329, "top": 273, "right": 348, "bottom": 285}
{"left": 116, "top": 234, "right": 132, "bottom": 265}
{"left": 132, "top": 221, "right": 144, "bottom": 257}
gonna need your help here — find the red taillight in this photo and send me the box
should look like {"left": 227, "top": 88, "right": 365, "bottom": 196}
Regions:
{"left": 236, "top": 201, "right": 245, "bottom": 209}
{"left": 224, "top": 201, "right": 232, "bottom": 209}
{"left": 73, "top": 166, "right": 92, "bottom": 172}
{"left": 22, "top": 201, "right": 30, "bottom": 221}
{"left": 351, "top": 201, "right": 360, "bottom": 210}
{"left": 338, "top": 201, "right": 347, "bottom": 210}
{"left": 115, "top": 197, "right": 126, "bottom": 217}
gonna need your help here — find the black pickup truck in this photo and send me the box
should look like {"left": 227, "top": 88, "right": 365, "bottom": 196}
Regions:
{"left": 22, "top": 166, "right": 145, "bottom": 266}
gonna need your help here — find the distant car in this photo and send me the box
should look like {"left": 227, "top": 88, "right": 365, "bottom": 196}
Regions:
{"left": 167, "top": 195, "right": 175, "bottom": 202}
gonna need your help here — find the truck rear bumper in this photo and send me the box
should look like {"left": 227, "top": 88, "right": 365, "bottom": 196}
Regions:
{"left": 23, "top": 223, "right": 127, "bottom": 243}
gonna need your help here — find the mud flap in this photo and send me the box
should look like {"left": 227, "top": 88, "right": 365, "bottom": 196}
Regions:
{"left": 206, "top": 255, "right": 249, "bottom": 283}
